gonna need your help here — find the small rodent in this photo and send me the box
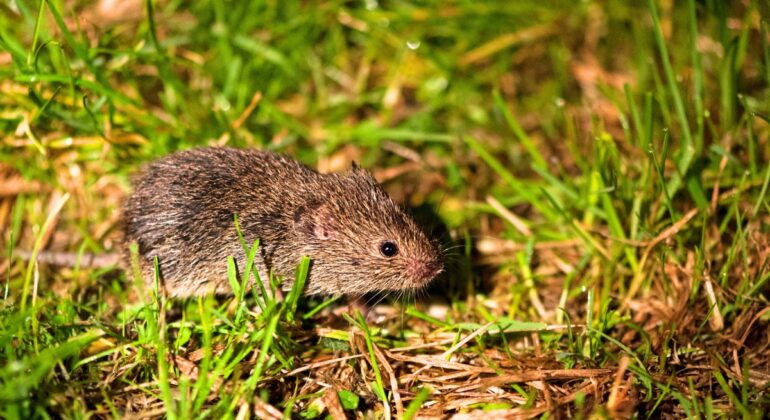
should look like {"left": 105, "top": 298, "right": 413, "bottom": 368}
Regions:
{"left": 121, "top": 147, "right": 443, "bottom": 297}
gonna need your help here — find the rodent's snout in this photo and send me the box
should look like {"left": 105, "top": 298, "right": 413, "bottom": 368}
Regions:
{"left": 406, "top": 257, "right": 444, "bottom": 285}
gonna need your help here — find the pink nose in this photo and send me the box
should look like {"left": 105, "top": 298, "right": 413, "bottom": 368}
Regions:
{"left": 408, "top": 259, "right": 443, "bottom": 282}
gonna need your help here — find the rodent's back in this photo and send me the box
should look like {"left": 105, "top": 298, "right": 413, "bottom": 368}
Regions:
{"left": 122, "top": 147, "right": 318, "bottom": 295}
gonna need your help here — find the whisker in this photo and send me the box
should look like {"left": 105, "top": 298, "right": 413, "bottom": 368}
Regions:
{"left": 407, "top": 287, "right": 422, "bottom": 306}
{"left": 442, "top": 244, "right": 466, "bottom": 251}
{"left": 371, "top": 291, "right": 388, "bottom": 309}
{"left": 365, "top": 291, "right": 382, "bottom": 307}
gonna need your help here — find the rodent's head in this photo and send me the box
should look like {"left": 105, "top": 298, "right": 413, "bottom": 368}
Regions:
{"left": 293, "top": 166, "right": 443, "bottom": 295}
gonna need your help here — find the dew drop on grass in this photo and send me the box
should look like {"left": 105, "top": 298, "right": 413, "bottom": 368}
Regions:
{"left": 554, "top": 97, "right": 565, "bottom": 107}
{"left": 407, "top": 40, "right": 421, "bottom": 50}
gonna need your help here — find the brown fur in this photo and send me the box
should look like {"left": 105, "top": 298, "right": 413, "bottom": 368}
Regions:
{"left": 121, "top": 147, "right": 443, "bottom": 297}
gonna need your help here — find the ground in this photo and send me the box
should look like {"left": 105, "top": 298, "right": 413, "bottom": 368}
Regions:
{"left": 1, "top": 0, "right": 769, "bottom": 418}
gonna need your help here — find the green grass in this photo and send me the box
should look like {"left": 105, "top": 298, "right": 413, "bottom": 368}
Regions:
{"left": 1, "top": 0, "right": 769, "bottom": 417}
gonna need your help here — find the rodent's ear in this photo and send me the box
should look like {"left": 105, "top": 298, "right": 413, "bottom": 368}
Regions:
{"left": 294, "top": 200, "right": 338, "bottom": 241}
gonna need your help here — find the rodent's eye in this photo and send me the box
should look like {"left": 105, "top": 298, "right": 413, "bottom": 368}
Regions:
{"left": 379, "top": 241, "right": 399, "bottom": 258}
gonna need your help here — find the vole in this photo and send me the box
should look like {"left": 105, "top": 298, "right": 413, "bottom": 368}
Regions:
{"left": 117, "top": 147, "right": 443, "bottom": 297}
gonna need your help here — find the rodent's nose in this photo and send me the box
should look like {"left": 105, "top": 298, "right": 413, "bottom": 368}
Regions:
{"left": 408, "top": 258, "right": 443, "bottom": 283}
